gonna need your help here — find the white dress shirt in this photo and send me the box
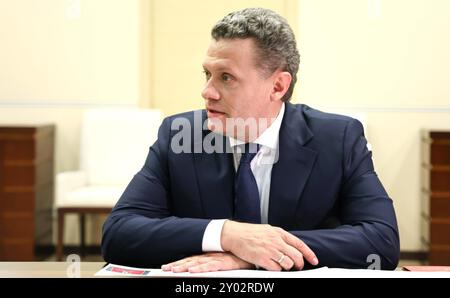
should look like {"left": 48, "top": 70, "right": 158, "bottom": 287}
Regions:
{"left": 202, "top": 103, "right": 285, "bottom": 252}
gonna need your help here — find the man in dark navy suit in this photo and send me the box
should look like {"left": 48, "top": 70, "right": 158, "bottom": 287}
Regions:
{"left": 101, "top": 8, "right": 399, "bottom": 271}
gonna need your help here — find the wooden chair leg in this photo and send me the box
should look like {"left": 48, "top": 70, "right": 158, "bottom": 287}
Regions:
{"left": 57, "top": 209, "right": 64, "bottom": 261}
{"left": 80, "top": 213, "right": 86, "bottom": 258}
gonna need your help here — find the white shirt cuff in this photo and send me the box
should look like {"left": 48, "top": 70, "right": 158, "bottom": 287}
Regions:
{"left": 202, "top": 219, "right": 227, "bottom": 252}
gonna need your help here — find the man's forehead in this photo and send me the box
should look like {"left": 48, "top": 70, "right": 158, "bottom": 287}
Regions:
{"left": 202, "top": 57, "right": 236, "bottom": 70}
{"left": 203, "top": 38, "right": 255, "bottom": 70}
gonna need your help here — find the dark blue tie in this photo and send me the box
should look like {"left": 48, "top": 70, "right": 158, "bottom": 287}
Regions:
{"left": 234, "top": 144, "right": 261, "bottom": 224}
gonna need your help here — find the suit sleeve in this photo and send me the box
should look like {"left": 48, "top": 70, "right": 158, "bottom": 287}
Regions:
{"left": 101, "top": 117, "right": 211, "bottom": 268}
{"left": 292, "top": 119, "right": 400, "bottom": 270}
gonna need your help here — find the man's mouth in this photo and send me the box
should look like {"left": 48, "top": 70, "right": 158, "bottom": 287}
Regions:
{"left": 207, "top": 109, "right": 226, "bottom": 117}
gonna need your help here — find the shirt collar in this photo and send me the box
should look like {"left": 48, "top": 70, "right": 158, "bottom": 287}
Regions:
{"left": 228, "top": 103, "right": 285, "bottom": 150}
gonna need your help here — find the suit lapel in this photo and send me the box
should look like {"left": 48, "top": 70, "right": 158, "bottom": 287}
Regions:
{"left": 193, "top": 112, "right": 235, "bottom": 219}
{"left": 268, "top": 103, "right": 318, "bottom": 228}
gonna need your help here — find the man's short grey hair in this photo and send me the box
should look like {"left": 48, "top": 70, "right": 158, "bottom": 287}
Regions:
{"left": 211, "top": 7, "right": 299, "bottom": 102}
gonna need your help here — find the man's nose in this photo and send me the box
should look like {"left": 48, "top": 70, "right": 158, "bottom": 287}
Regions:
{"left": 201, "top": 80, "right": 220, "bottom": 101}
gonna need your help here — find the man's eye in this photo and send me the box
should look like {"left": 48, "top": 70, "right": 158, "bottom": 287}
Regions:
{"left": 221, "top": 73, "right": 232, "bottom": 82}
{"left": 203, "top": 70, "right": 211, "bottom": 80}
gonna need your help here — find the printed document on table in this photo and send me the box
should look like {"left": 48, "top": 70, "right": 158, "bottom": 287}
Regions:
{"left": 95, "top": 264, "right": 330, "bottom": 277}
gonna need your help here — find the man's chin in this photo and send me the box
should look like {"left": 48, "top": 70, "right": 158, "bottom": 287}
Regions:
{"left": 207, "top": 118, "right": 244, "bottom": 141}
{"left": 207, "top": 117, "right": 226, "bottom": 135}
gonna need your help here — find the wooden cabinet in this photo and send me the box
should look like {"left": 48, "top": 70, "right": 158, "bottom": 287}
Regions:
{"left": 421, "top": 131, "right": 450, "bottom": 265}
{"left": 0, "top": 125, "right": 55, "bottom": 260}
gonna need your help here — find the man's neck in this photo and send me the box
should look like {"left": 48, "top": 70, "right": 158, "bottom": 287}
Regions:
{"left": 229, "top": 103, "right": 284, "bottom": 144}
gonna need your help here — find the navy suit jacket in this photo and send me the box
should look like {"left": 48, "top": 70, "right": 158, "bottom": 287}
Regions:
{"left": 102, "top": 103, "right": 400, "bottom": 269}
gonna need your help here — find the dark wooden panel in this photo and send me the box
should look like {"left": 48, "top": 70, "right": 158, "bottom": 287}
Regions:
{"left": 423, "top": 131, "right": 450, "bottom": 265}
{"left": 429, "top": 245, "right": 450, "bottom": 265}
{"left": 430, "top": 170, "right": 450, "bottom": 191}
{"left": 0, "top": 139, "right": 4, "bottom": 257}
{"left": 0, "top": 192, "right": 34, "bottom": 212}
{"left": 431, "top": 144, "right": 450, "bottom": 165}
{"left": 1, "top": 132, "right": 54, "bottom": 188}
{"left": 2, "top": 139, "right": 35, "bottom": 161}
{"left": 430, "top": 195, "right": 450, "bottom": 218}
{"left": 2, "top": 164, "right": 35, "bottom": 187}
{"left": 430, "top": 220, "right": 450, "bottom": 244}
{"left": 430, "top": 132, "right": 450, "bottom": 140}
{"left": 0, "top": 212, "right": 34, "bottom": 238}
{"left": 0, "top": 125, "right": 54, "bottom": 261}
{"left": 0, "top": 239, "right": 34, "bottom": 261}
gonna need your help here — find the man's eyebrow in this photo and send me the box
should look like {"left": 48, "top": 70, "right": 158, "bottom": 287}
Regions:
{"left": 202, "top": 63, "right": 236, "bottom": 73}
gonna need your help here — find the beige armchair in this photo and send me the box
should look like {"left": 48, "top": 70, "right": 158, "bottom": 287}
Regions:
{"left": 55, "top": 108, "right": 162, "bottom": 260}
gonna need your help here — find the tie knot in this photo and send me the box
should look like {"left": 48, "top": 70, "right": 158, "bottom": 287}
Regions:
{"left": 239, "top": 143, "right": 259, "bottom": 164}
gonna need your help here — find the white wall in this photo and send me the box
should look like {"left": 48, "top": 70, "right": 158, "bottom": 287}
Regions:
{"left": 0, "top": 0, "right": 140, "bottom": 104}
{"left": 298, "top": 0, "right": 450, "bottom": 251}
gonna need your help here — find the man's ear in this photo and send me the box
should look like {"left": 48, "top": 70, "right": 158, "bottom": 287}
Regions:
{"left": 270, "top": 71, "right": 292, "bottom": 102}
